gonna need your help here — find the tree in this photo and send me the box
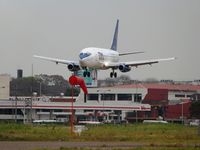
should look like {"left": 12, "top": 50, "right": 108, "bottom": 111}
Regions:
{"left": 118, "top": 75, "right": 131, "bottom": 84}
{"left": 145, "top": 78, "right": 159, "bottom": 83}
{"left": 10, "top": 77, "right": 38, "bottom": 96}
{"left": 35, "top": 74, "right": 70, "bottom": 96}
{"left": 65, "top": 87, "right": 80, "bottom": 96}
{"left": 102, "top": 75, "right": 132, "bottom": 86}
{"left": 10, "top": 74, "right": 72, "bottom": 96}
{"left": 189, "top": 101, "right": 200, "bottom": 118}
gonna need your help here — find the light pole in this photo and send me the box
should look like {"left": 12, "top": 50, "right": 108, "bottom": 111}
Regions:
{"left": 70, "top": 85, "right": 74, "bottom": 135}
{"left": 97, "top": 89, "right": 111, "bottom": 121}
{"left": 181, "top": 99, "right": 184, "bottom": 124}
{"left": 23, "top": 98, "right": 29, "bottom": 124}
{"left": 176, "top": 89, "right": 185, "bottom": 124}
{"left": 14, "top": 85, "right": 17, "bottom": 123}
{"left": 39, "top": 82, "right": 42, "bottom": 96}
{"left": 31, "top": 92, "right": 37, "bottom": 124}
{"left": 23, "top": 99, "right": 25, "bottom": 124}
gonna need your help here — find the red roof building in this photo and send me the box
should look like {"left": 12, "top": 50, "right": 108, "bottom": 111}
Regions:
{"left": 110, "top": 83, "right": 200, "bottom": 122}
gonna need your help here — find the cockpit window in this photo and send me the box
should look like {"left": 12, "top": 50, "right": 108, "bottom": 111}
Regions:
{"left": 79, "top": 52, "right": 91, "bottom": 59}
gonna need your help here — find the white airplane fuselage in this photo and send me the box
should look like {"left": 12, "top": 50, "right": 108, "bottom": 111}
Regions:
{"left": 79, "top": 47, "right": 119, "bottom": 69}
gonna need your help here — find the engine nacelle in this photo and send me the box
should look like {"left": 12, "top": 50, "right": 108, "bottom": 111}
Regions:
{"left": 67, "top": 63, "right": 80, "bottom": 72}
{"left": 119, "top": 64, "right": 131, "bottom": 72}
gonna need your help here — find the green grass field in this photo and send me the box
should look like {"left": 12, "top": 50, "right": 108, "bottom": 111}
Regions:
{"left": 84, "top": 123, "right": 200, "bottom": 143}
{"left": 35, "top": 148, "right": 200, "bottom": 150}
{"left": 0, "top": 123, "right": 199, "bottom": 149}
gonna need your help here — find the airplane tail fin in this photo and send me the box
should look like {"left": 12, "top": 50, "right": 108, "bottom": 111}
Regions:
{"left": 110, "top": 19, "right": 119, "bottom": 51}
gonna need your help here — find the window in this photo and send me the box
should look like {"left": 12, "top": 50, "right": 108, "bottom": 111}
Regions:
{"left": 0, "top": 109, "right": 23, "bottom": 115}
{"left": 88, "top": 94, "right": 98, "bottom": 101}
{"left": 101, "top": 94, "right": 115, "bottom": 101}
{"left": 117, "top": 94, "right": 132, "bottom": 101}
{"left": 79, "top": 52, "right": 91, "bottom": 59}
{"left": 186, "top": 95, "right": 192, "bottom": 98}
{"left": 175, "top": 94, "right": 185, "bottom": 98}
{"left": 40, "top": 109, "right": 50, "bottom": 112}
{"left": 53, "top": 110, "right": 63, "bottom": 112}
{"left": 0, "top": 109, "right": 12, "bottom": 114}
{"left": 134, "top": 94, "right": 142, "bottom": 102}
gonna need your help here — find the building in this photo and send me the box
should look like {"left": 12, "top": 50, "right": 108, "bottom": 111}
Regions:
{"left": 0, "top": 90, "right": 151, "bottom": 123}
{"left": 0, "top": 81, "right": 199, "bottom": 123}
{"left": 0, "top": 81, "right": 151, "bottom": 123}
{"left": 114, "top": 83, "right": 200, "bottom": 122}
{"left": 0, "top": 74, "right": 10, "bottom": 100}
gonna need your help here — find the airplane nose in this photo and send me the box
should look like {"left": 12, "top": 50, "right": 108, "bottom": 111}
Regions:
{"left": 79, "top": 53, "right": 83, "bottom": 60}
{"left": 79, "top": 60, "right": 87, "bottom": 67}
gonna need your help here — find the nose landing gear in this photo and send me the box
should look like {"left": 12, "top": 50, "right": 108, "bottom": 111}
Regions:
{"left": 83, "top": 70, "right": 90, "bottom": 77}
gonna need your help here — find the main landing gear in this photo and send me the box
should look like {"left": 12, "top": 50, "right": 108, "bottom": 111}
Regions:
{"left": 110, "top": 70, "right": 117, "bottom": 78}
{"left": 83, "top": 70, "right": 90, "bottom": 77}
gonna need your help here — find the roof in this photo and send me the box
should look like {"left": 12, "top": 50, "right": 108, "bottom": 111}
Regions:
{"left": 112, "top": 83, "right": 200, "bottom": 91}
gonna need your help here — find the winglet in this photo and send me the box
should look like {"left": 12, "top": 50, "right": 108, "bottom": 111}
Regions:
{"left": 111, "top": 19, "right": 119, "bottom": 51}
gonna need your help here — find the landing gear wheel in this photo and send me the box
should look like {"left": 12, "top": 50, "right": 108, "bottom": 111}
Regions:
{"left": 114, "top": 72, "right": 117, "bottom": 78}
{"left": 83, "top": 71, "right": 91, "bottom": 77}
{"left": 87, "top": 71, "right": 90, "bottom": 77}
{"left": 110, "top": 72, "right": 113, "bottom": 78}
{"left": 83, "top": 71, "right": 87, "bottom": 77}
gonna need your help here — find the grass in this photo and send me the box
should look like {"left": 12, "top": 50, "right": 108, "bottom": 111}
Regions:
{"left": 0, "top": 123, "right": 199, "bottom": 145}
{"left": 35, "top": 148, "right": 200, "bottom": 150}
{"left": 81, "top": 124, "right": 200, "bottom": 144}
{"left": 0, "top": 124, "right": 70, "bottom": 141}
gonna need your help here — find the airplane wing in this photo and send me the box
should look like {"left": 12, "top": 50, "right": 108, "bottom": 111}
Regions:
{"left": 124, "top": 57, "right": 176, "bottom": 67}
{"left": 119, "top": 51, "right": 144, "bottom": 56}
{"left": 105, "top": 57, "right": 176, "bottom": 68}
{"left": 33, "top": 55, "right": 77, "bottom": 65}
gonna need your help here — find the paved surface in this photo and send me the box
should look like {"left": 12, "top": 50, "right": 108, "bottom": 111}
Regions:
{"left": 0, "top": 141, "right": 199, "bottom": 150}
{"left": 0, "top": 142, "right": 144, "bottom": 150}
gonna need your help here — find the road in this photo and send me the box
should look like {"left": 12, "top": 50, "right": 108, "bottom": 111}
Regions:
{"left": 0, "top": 142, "right": 143, "bottom": 150}
{"left": 0, "top": 141, "right": 199, "bottom": 150}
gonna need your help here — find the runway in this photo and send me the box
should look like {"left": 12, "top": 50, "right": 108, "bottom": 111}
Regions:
{"left": 0, "top": 142, "right": 142, "bottom": 150}
{"left": 0, "top": 141, "right": 199, "bottom": 150}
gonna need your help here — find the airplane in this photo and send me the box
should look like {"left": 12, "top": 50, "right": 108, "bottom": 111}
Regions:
{"left": 34, "top": 19, "right": 175, "bottom": 78}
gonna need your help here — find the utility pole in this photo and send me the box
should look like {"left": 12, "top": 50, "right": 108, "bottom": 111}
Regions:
{"left": 70, "top": 85, "right": 74, "bottom": 134}
{"left": 30, "top": 64, "right": 34, "bottom": 124}
{"left": 181, "top": 99, "right": 184, "bottom": 124}
{"left": 15, "top": 85, "right": 17, "bottom": 123}
{"left": 23, "top": 99, "right": 26, "bottom": 124}
{"left": 39, "top": 82, "right": 42, "bottom": 96}
{"left": 97, "top": 89, "right": 111, "bottom": 122}
{"left": 15, "top": 96, "right": 17, "bottom": 123}
{"left": 135, "top": 82, "right": 138, "bottom": 123}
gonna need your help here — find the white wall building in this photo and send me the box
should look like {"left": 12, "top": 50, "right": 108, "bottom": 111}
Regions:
{"left": 0, "top": 74, "right": 10, "bottom": 100}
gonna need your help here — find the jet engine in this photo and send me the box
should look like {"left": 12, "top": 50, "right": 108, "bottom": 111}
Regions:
{"left": 119, "top": 64, "right": 131, "bottom": 72}
{"left": 67, "top": 63, "right": 80, "bottom": 72}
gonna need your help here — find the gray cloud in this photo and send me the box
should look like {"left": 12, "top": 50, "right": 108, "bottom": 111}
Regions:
{"left": 0, "top": 0, "right": 200, "bottom": 80}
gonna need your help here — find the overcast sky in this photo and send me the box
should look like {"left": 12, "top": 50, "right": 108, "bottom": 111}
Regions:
{"left": 0, "top": 0, "right": 200, "bottom": 81}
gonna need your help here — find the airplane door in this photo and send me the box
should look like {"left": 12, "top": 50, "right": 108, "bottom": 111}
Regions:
{"left": 98, "top": 52, "right": 104, "bottom": 61}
